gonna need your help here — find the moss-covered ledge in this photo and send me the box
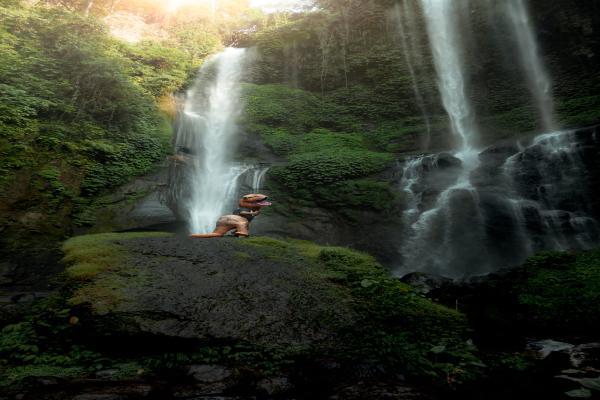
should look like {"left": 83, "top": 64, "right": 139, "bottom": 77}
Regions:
{"left": 1, "top": 233, "right": 482, "bottom": 394}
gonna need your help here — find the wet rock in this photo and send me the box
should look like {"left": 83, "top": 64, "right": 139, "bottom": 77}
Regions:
{"left": 18, "top": 212, "right": 45, "bottom": 231}
{"left": 256, "top": 377, "right": 293, "bottom": 395}
{"left": 478, "top": 143, "right": 520, "bottom": 167}
{"left": 95, "top": 369, "right": 121, "bottom": 380}
{"left": 400, "top": 272, "right": 452, "bottom": 294}
{"left": 71, "top": 237, "right": 356, "bottom": 347}
{"left": 330, "top": 381, "right": 432, "bottom": 400}
{"left": 527, "top": 339, "right": 575, "bottom": 359}
{"left": 72, "top": 395, "right": 125, "bottom": 400}
{"left": 0, "top": 261, "right": 15, "bottom": 285}
{"left": 188, "top": 365, "right": 233, "bottom": 383}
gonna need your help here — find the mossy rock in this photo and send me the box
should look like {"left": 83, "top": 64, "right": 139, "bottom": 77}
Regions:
{"left": 57, "top": 233, "right": 481, "bottom": 386}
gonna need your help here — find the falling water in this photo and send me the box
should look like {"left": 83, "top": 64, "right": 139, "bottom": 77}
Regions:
{"left": 251, "top": 167, "right": 270, "bottom": 192}
{"left": 420, "top": 0, "right": 476, "bottom": 150}
{"left": 397, "top": 0, "right": 487, "bottom": 278}
{"left": 393, "top": 0, "right": 596, "bottom": 278}
{"left": 390, "top": 2, "right": 431, "bottom": 149}
{"left": 503, "top": 0, "right": 557, "bottom": 132}
{"left": 172, "top": 48, "right": 249, "bottom": 234}
{"left": 503, "top": 131, "right": 599, "bottom": 251}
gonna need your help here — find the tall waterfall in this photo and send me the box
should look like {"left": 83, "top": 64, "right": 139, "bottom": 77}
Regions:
{"left": 503, "top": 0, "right": 557, "bottom": 132}
{"left": 399, "top": 0, "right": 485, "bottom": 277}
{"left": 171, "top": 48, "right": 249, "bottom": 234}
{"left": 420, "top": 0, "right": 476, "bottom": 150}
{"left": 395, "top": 0, "right": 597, "bottom": 278}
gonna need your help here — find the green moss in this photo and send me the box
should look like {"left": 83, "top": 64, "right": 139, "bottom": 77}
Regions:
{"left": 240, "top": 237, "right": 482, "bottom": 385}
{"left": 0, "top": 365, "right": 86, "bottom": 387}
{"left": 62, "top": 232, "right": 171, "bottom": 280}
{"left": 312, "top": 179, "right": 399, "bottom": 214}
{"left": 62, "top": 232, "right": 172, "bottom": 313}
{"left": 242, "top": 83, "right": 349, "bottom": 134}
{"left": 273, "top": 150, "right": 393, "bottom": 188}
{"left": 558, "top": 94, "right": 600, "bottom": 127}
{"left": 514, "top": 250, "right": 600, "bottom": 334}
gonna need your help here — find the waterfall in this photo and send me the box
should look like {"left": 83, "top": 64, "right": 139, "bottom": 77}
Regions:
{"left": 170, "top": 48, "right": 249, "bottom": 234}
{"left": 503, "top": 131, "right": 599, "bottom": 251}
{"left": 389, "top": 2, "right": 431, "bottom": 149}
{"left": 503, "top": 0, "right": 557, "bottom": 132}
{"left": 420, "top": 0, "right": 476, "bottom": 150}
{"left": 397, "top": 129, "right": 599, "bottom": 279}
{"left": 251, "top": 166, "right": 270, "bottom": 192}
{"left": 397, "top": 0, "right": 486, "bottom": 278}
{"left": 395, "top": 0, "right": 594, "bottom": 278}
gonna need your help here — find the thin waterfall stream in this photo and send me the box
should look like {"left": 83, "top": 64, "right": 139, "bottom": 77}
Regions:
{"left": 503, "top": 0, "right": 557, "bottom": 132}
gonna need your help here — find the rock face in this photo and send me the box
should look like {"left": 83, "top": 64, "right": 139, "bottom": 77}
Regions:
{"left": 76, "top": 236, "right": 355, "bottom": 346}
{"left": 84, "top": 165, "right": 178, "bottom": 234}
{"left": 29, "top": 232, "right": 477, "bottom": 399}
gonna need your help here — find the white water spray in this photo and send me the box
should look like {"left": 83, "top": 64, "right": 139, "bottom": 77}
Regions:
{"left": 175, "top": 48, "right": 249, "bottom": 234}
{"left": 504, "top": 0, "right": 557, "bottom": 132}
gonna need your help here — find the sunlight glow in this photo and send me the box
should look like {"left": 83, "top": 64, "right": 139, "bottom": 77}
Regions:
{"left": 250, "top": 0, "right": 314, "bottom": 13}
{"left": 167, "top": 0, "right": 217, "bottom": 13}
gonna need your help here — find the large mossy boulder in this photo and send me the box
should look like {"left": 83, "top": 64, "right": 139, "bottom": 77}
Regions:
{"left": 58, "top": 233, "right": 480, "bottom": 387}
{"left": 425, "top": 249, "right": 600, "bottom": 347}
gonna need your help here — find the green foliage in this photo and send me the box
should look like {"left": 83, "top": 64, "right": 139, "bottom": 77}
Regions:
{"left": 272, "top": 150, "right": 393, "bottom": 187}
{"left": 514, "top": 250, "right": 600, "bottom": 335}
{"left": 0, "top": 2, "right": 189, "bottom": 258}
{"left": 312, "top": 179, "right": 398, "bottom": 213}
{"left": 242, "top": 83, "right": 355, "bottom": 133}
{"left": 558, "top": 94, "right": 600, "bottom": 128}
{"left": 0, "top": 294, "right": 102, "bottom": 387}
{"left": 241, "top": 82, "right": 398, "bottom": 211}
{"left": 243, "top": 238, "right": 483, "bottom": 386}
{"left": 120, "top": 41, "right": 191, "bottom": 97}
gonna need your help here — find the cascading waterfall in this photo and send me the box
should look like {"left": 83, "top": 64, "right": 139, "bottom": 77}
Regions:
{"left": 399, "top": 0, "right": 487, "bottom": 278}
{"left": 396, "top": 0, "right": 598, "bottom": 278}
{"left": 503, "top": 0, "right": 557, "bottom": 132}
{"left": 171, "top": 47, "right": 249, "bottom": 234}
{"left": 503, "top": 131, "right": 599, "bottom": 252}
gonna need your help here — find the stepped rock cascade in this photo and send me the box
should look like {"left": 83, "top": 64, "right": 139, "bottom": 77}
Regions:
{"left": 502, "top": 131, "right": 599, "bottom": 252}
{"left": 503, "top": 0, "right": 557, "bottom": 132}
{"left": 169, "top": 48, "right": 249, "bottom": 234}
{"left": 397, "top": 128, "right": 600, "bottom": 279}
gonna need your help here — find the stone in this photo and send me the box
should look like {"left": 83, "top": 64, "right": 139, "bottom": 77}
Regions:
{"left": 565, "top": 388, "right": 592, "bottom": 399}
{"left": 400, "top": 272, "right": 451, "bottom": 295}
{"left": 73, "top": 237, "right": 356, "bottom": 347}
{"left": 478, "top": 142, "right": 519, "bottom": 167}
{"left": 188, "top": 365, "right": 232, "bottom": 383}
{"left": 0, "top": 262, "right": 15, "bottom": 285}
{"left": 95, "top": 369, "right": 120, "bottom": 380}
{"left": 256, "top": 377, "right": 293, "bottom": 395}
{"left": 72, "top": 395, "right": 125, "bottom": 400}
{"left": 527, "top": 339, "right": 574, "bottom": 359}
